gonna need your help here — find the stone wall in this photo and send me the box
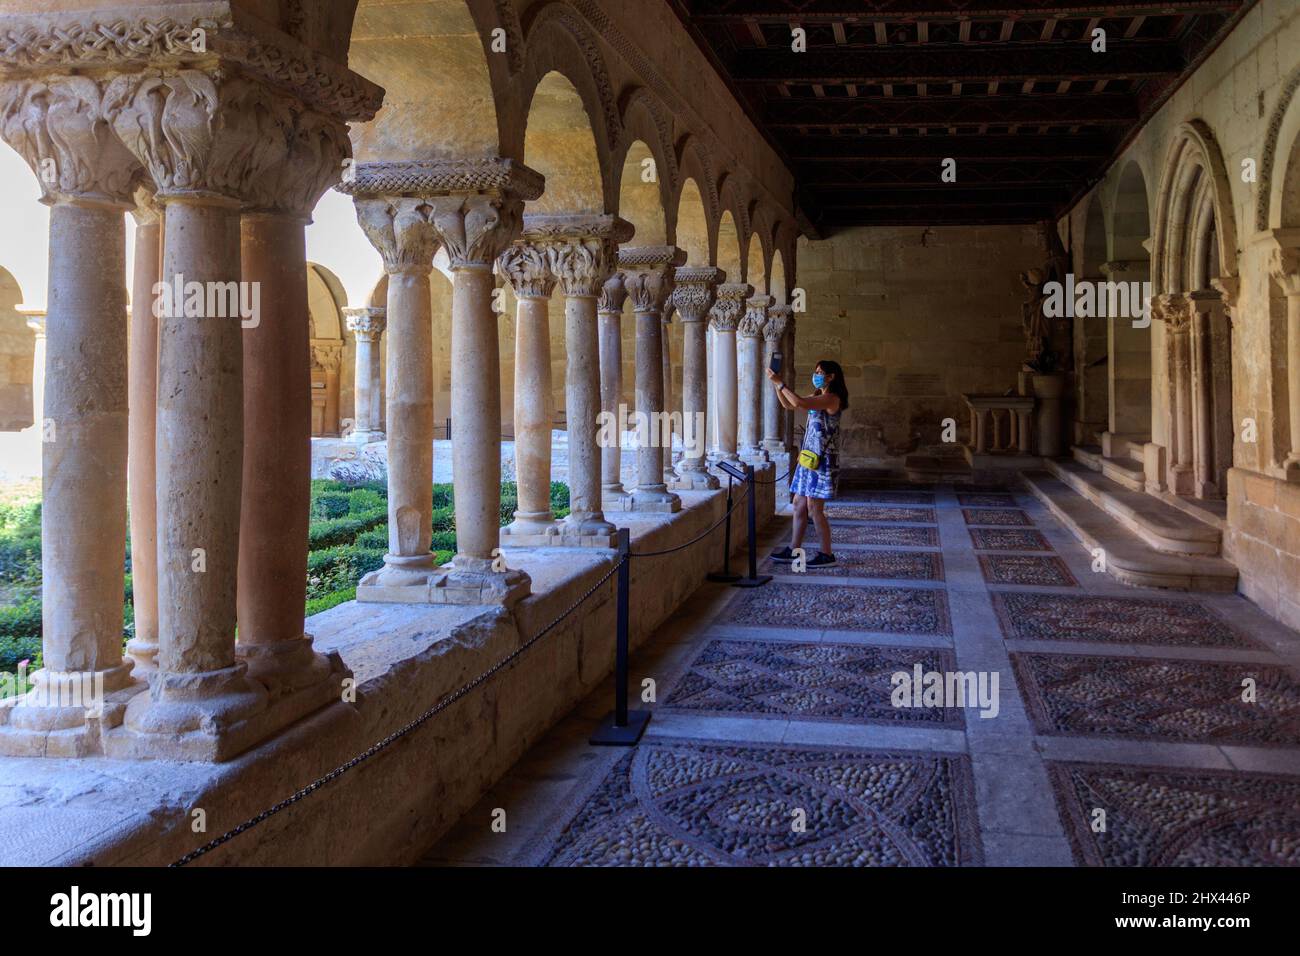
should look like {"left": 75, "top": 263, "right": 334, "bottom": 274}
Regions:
{"left": 792, "top": 225, "right": 1044, "bottom": 464}
{"left": 0, "top": 273, "right": 32, "bottom": 432}
{"left": 1060, "top": 0, "right": 1300, "bottom": 632}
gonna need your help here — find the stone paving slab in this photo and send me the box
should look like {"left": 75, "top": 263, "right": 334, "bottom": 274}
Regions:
{"left": 991, "top": 591, "right": 1258, "bottom": 649}
{"left": 718, "top": 581, "right": 953, "bottom": 635}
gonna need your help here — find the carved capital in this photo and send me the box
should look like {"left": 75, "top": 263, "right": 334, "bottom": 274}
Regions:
{"left": 546, "top": 239, "right": 614, "bottom": 298}
{"left": 344, "top": 307, "right": 386, "bottom": 341}
{"left": 671, "top": 266, "right": 725, "bottom": 323}
{"left": 1267, "top": 241, "right": 1300, "bottom": 297}
{"left": 337, "top": 157, "right": 544, "bottom": 202}
{"left": 618, "top": 245, "right": 685, "bottom": 314}
{"left": 1155, "top": 293, "right": 1191, "bottom": 332}
{"left": 18, "top": 307, "right": 45, "bottom": 336}
{"left": 598, "top": 273, "right": 628, "bottom": 315}
{"left": 427, "top": 193, "right": 523, "bottom": 269}
{"left": 709, "top": 282, "right": 753, "bottom": 333}
{"left": 740, "top": 294, "right": 773, "bottom": 338}
{"left": 498, "top": 242, "right": 555, "bottom": 299}
{"left": 765, "top": 305, "right": 792, "bottom": 343}
{"left": 354, "top": 197, "right": 439, "bottom": 275}
{"left": 0, "top": 74, "right": 142, "bottom": 206}
{"left": 311, "top": 341, "right": 343, "bottom": 372}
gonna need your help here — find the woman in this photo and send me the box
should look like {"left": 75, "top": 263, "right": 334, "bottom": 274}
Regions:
{"left": 767, "top": 360, "right": 848, "bottom": 568}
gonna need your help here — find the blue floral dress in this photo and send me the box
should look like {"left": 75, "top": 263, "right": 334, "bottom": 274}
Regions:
{"left": 790, "top": 405, "right": 841, "bottom": 499}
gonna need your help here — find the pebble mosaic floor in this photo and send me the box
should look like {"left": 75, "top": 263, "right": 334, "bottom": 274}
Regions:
{"left": 423, "top": 481, "right": 1300, "bottom": 868}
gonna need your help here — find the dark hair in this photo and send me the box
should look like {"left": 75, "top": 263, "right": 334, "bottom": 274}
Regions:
{"left": 814, "top": 359, "right": 849, "bottom": 410}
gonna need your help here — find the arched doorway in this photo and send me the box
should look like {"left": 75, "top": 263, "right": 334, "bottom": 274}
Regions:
{"left": 1103, "top": 161, "right": 1155, "bottom": 456}
{"left": 0, "top": 266, "right": 32, "bottom": 431}
{"left": 1151, "top": 121, "right": 1239, "bottom": 499}
{"left": 307, "top": 263, "right": 348, "bottom": 437}
{"left": 1074, "top": 195, "right": 1109, "bottom": 446}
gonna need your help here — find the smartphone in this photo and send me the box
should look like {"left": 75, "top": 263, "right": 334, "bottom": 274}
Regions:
{"left": 769, "top": 352, "right": 782, "bottom": 375}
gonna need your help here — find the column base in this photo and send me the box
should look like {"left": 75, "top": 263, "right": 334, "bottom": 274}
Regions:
{"left": 125, "top": 636, "right": 159, "bottom": 684}
{"left": 347, "top": 429, "right": 384, "bottom": 444}
{"left": 760, "top": 438, "right": 785, "bottom": 455}
{"left": 499, "top": 513, "right": 559, "bottom": 547}
{"left": 672, "top": 464, "right": 719, "bottom": 490}
{"left": 431, "top": 557, "right": 531, "bottom": 608}
{"left": 0, "top": 662, "right": 145, "bottom": 758}
{"left": 741, "top": 446, "right": 770, "bottom": 464}
{"left": 1283, "top": 456, "right": 1300, "bottom": 483}
{"left": 357, "top": 553, "right": 444, "bottom": 603}
{"left": 1169, "top": 463, "right": 1196, "bottom": 496}
{"left": 554, "top": 513, "right": 619, "bottom": 548}
{"left": 237, "top": 632, "right": 338, "bottom": 695}
{"left": 628, "top": 485, "right": 682, "bottom": 513}
{"left": 100, "top": 654, "right": 349, "bottom": 762}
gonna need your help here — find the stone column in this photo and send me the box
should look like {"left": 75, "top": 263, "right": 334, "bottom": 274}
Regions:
{"left": 0, "top": 76, "right": 142, "bottom": 753}
{"left": 126, "top": 199, "right": 161, "bottom": 680}
{"left": 538, "top": 215, "right": 631, "bottom": 545}
{"left": 661, "top": 306, "right": 676, "bottom": 484}
{"left": 1164, "top": 295, "right": 1195, "bottom": 495}
{"left": 237, "top": 154, "right": 352, "bottom": 704}
{"left": 344, "top": 307, "right": 387, "bottom": 444}
{"left": 710, "top": 283, "right": 751, "bottom": 464}
{"left": 419, "top": 163, "right": 541, "bottom": 605}
{"left": 670, "top": 266, "right": 724, "bottom": 490}
{"left": 762, "top": 306, "right": 790, "bottom": 456}
{"left": 498, "top": 242, "right": 557, "bottom": 543}
{"left": 20, "top": 309, "right": 46, "bottom": 427}
{"left": 782, "top": 314, "right": 799, "bottom": 456}
{"left": 738, "top": 294, "right": 772, "bottom": 462}
{"left": 1187, "top": 290, "right": 1219, "bottom": 498}
{"left": 110, "top": 73, "right": 262, "bottom": 756}
{"left": 621, "top": 245, "right": 686, "bottom": 512}
{"left": 351, "top": 198, "right": 441, "bottom": 597}
{"left": 706, "top": 323, "right": 718, "bottom": 460}
{"left": 1268, "top": 237, "right": 1300, "bottom": 481}
{"left": 598, "top": 274, "right": 629, "bottom": 501}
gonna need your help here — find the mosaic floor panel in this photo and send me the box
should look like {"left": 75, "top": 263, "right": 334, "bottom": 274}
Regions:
{"left": 962, "top": 508, "right": 1033, "bottom": 527}
{"left": 664, "top": 639, "right": 963, "bottom": 724}
{"left": 833, "top": 524, "right": 941, "bottom": 548}
{"left": 766, "top": 549, "right": 944, "bottom": 580}
{"left": 1047, "top": 761, "right": 1300, "bottom": 866}
{"left": 956, "top": 493, "right": 1018, "bottom": 507}
{"left": 837, "top": 490, "right": 936, "bottom": 505}
{"left": 992, "top": 592, "right": 1254, "bottom": 648}
{"left": 532, "top": 741, "right": 984, "bottom": 866}
{"left": 968, "top": 528, "right": 1053, "bottom": 552}
{"left": 720, "top": 582, "right": 953, "bottom": 635}
{"left": 825, "top": 505, "right": 937, "bottom": 523}
{"left": 978, "top": 554, "right": 1079, "bottom": 588}
{"left": 1012, "top": 653, "right": 1300, "bottom": 745}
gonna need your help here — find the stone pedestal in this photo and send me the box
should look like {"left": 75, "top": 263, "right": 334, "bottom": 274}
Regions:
{"left": 1031, "top": 372, "right": 1066, "bottom": 458}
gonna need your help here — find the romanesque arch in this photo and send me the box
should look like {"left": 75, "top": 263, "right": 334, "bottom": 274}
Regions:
{"left": 1103, "top": 160, "right": 1155, "bottom": 450}
{"left": 307, "top": 263, "right": 348, "bottom": 437}
{"left": 1151, "top": 121, "right": 1238, "bottom": 498}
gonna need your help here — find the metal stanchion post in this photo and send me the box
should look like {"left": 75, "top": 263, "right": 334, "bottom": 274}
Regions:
{"left": 590, "top": 528, "right": 651, "bottom": 745}
{"left": 735, "top": 463, "right": 772, "bottom": 588}
{"left": 706, "top": 471, "right": 741, "bottom": 584}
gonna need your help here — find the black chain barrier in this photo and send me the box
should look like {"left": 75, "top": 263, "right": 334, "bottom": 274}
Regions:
{"left": 174, "top": 464, "right": 771, "bottom": 862}
{"left": 171, "top": 554, "right": 623, "bottom": 867}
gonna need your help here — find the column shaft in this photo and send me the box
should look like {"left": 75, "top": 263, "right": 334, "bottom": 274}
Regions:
{"left": 598, "top": 277, "right": 627, "bottom": 498}
{"left": 714, "top": 328, "right": 739, "bottom": 460}
{"left": 562, "top": 291, "right": 615, "bottom": 538}
{"left": 505, "top": 294, "right": 555, "bottom": 535}
{"left": 1287, "top": 293, "right": 1300, "bottom": 473}
{"left": 236, "top": 213, "right": 333, "bottom": 691}
{"left": 126, "top": 213, "right": 161, "bottom": 679}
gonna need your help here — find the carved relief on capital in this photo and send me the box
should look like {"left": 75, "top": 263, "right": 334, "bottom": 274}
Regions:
{"left": 765, "top": 305, "right": 792, "bottom": 343}
{"left": 1155, "top": 293, "right": 1191, "bottom": 332}
{"left": 617, "top": 245, "right": 686, "bottom": 314}
{"left": 427, "top": 193, "right": 523, "bottom": 269}
{"left": 1210, "top": 276, "right": 1240, "bottom": 320}
{"left": 498, "top": 242, "right": 555, "bottom": 299}
{"left": 0, "top": 74, "right": 142, "bottom": 206}
{"left": 597, "top": 273, "right": 628, "bottom": 315}
{"left": 708, "top": 282, "right": 753, "bottom": 333}
{"left": 546, "top": 238, "right": 614, "bottom": 298}
{"left": 311, "top": 341, "right": 343, "bottom": 372}
{"left": 671, "top": 266, "right": 725, "bottom": 323}
{"left": 354, "top": 197, "right": 439, "bottom": 275}
{"left": 740, "top": 295, "right": 773, "bottom": 338}
{"left": 1267, "top": 242, "right": 1300, "bottom": 297}
{"left": 344, "top": 307, "right": 386, "bottom": 340}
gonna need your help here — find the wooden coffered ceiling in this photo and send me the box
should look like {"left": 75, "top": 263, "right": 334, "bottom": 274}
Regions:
{"left": 669, "top": 0, "right": 1255, "bottom": 233}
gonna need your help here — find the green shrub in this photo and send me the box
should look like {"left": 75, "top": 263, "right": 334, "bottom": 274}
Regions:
{"left": 0, "top": 598, "right": 41, "bottom": 643}
{"left": 306, "top": 587, "right": 356, "bottom": 617}
{"left": 307, "top": 507, "right": 387, "bottom": 551}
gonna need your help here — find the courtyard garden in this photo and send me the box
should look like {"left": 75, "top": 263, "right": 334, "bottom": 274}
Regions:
{"left": 0, "top": 479, "right": 570, "bottom": 684}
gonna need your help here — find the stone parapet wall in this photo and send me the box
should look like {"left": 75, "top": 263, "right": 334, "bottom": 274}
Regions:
{"left": 0, "top": 480, "right": 774, "bottom": 866}
{"left": 1225, "top": 467, "right": 1300, "bottom": 632}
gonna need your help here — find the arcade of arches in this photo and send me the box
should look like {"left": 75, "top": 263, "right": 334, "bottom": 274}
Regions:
{"left": 1, "top": 0, "right": 1299, "bottom": 867}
